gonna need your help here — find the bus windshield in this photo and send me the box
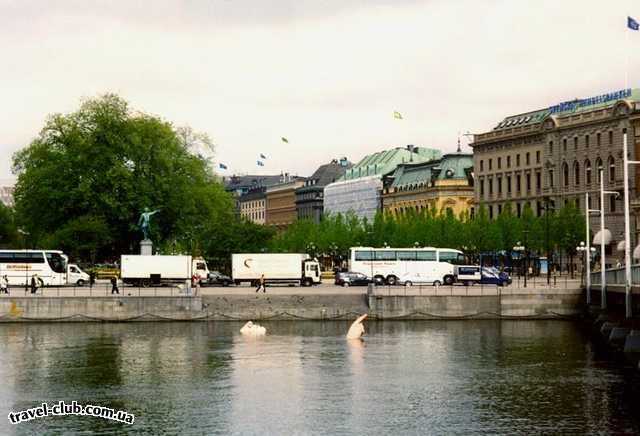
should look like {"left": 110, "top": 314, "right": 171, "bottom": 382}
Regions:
{"left": 46, "top": 252, "right": 67, "bottom": 273}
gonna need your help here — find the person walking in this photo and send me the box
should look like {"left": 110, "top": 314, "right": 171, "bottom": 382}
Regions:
{"left": 0, "top": 275, "right": 8, "bottom": 294}
{"left": 110, "top": 276, "right": 120, "bottom": 295}
{"left": 89, "top": 271, "right": 96, "bottom": 288}
{"left": 30, "top": 274, "right": 39, "bottom": 294}
{"left": 255, "top": 274, "right": 266, "bottom": 293}
{"left": 192, "top": 273, "right": 201, "bottom": 296}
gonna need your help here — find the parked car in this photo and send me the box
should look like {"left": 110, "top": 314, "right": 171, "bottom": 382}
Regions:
{"left": 484, "top": 267, "right": 512, "bottom": 285}
{"left": 480, "top": 267, "right": 510, "bottom": 286}
{"left": 207, "top": 271, "right": 232, "bottom": 286}
{"left": 399, "top": 272, "right": 441, "bottom": 287}
{"left": 335, "top": 272, "right": 371, "bottom": 287}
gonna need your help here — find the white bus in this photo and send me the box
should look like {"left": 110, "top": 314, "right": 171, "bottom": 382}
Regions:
{"left": 348, "top": 247, "right": 465, "bottom": 286}
{"left": 0, "top": 250, "right": 69, "bottom": 286}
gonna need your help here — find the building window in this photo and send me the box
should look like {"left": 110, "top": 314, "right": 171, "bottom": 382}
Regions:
{"left": 610, "top": 195, "right": 616, "bottom": 213}
{"left": 609, "top": 130, "right": 613, "bottom": 144}
{"left": 597, "top": 132, "right": 601, "bottom": 146}
{"left": 526, "top": 173, "right": 531, "bottom": 191}
{"left": 549, "top": 141, "right": 553, "bottom": 153}
{"left": 562, "top": 162, "right": 569, "bottom": 186}
{"left": 516, "top": 154, "right": 520, "bottom": 166}
{"left": 507, "top": 156, "right": 511, "bottom": 168}
{"left": 489, "top": 205, "right": 493, "bottom": 220}
{"left": 596, "top": 158, "right": 603, "bottom": 182}
{"left": 516, "top": 175, "right": 521, "bottom": 192}
{"left": 536, "top": 150, "right": 540, "bottom": 164}
{"left": 497, "top": 176, "right": 502, "bottom": 195}
{"left": 507, "top": 176, "right": 512, "bottom": 193}
{"left": 497, "top": 157, "right": 502, "bottom": 169}
{"left": 498, "top": 204, "right": 502, "bottom": 215}
{"left": 574, "top": 137, "right": 578, "bottom": 149}
{"left": 608, "top": 156, "right": 615, "bottom": 182}
{"left": 480, "top": 160, "right": 484, "bottom": 171}
{"left": 563, "top": 138, "right": 567, "bottom": 152}
{"left": 549, "top": 169, "right": 554, "bottom": 188}
{"left": 480, "top": 180, "right": 485, "bottom": 197}
{"left": 526, "top": 152, "right": 530, "bottom": 165}
{"left": 488, "top": 178, "right": 493, "bottom": 195}
{"left": 585, "top": 134, "right": 590, "bottom": 148}
{"left": 489, "top": 159, "right": 492, "bottom": 170}
{"left": 574, "top": 161, "right": 580, "bottom": 186}
{"left": 516, "top": 203, "right": 522, "bottom": 217}
{"left": 585, "top": 160, "right": 591, "bottom": 184}
{"left": 535, "top": 172, "right": 541, "bottom": 191}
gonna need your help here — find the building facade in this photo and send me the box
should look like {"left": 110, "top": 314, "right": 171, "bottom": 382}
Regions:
{"left": 295, "top": 158, "right": 351, "bottom": 223}
{"left": 266, "top": 177, "right": 306, "bottom": 228}
{"left": 238, "top": 188, "right": 267, "bottom": 224}
{"left": 472, "top": 88, "right": 640, "bottom": 263}
{"left": 223, "top": 174, "right": 283, "bottom": 216}
{"left": 381, "top": 153, "right": 474, "bottom": 217}
{"left": 323, "top": 145, "right": 441, "bottom": 221}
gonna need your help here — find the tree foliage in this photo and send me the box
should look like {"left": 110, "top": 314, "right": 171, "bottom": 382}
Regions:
{"left": 0, "top": 202, "right": 17, "bottom": 248}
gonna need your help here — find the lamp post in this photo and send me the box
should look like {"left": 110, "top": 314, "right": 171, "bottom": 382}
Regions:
{"left": 577, "top": 241, "right": 596, "bottom": 296}
{"left": 623, "top": 128, "right": 639, "bottom": 318}
{"left": 513, "top": 241, "right": 525, "bottom": 287}
{"left": 17, "top": 229, "right": 29, "bottom": 294}
{"left": 543, "top": 196, "right": 555, "bottom": 285}
{"left": 584, "top": 193, "right": 599, "bottom": 305}
{"left": 597, "top": 168, "right": 619, "bottom": 310}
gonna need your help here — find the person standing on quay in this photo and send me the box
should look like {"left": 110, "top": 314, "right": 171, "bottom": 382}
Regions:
{"left": 255, "top": 274, "right": 266, "bottom": 293}
{"left": 30, "top": 274, "right": 39, "bottom": 294}
{"left": 111, "top": 276, "right": 120, "bottom": 295}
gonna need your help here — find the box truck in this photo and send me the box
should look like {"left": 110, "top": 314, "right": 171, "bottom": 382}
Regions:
{"left": 231, "top": 253, "right": 321, "bottom": 286}
{"left": 121, "top": 255, "right": 210, "bottom": 287}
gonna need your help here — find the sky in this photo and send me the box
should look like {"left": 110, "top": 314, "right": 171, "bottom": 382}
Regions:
{"left": 1, "top": 0, "right": 639, "bottom": 180}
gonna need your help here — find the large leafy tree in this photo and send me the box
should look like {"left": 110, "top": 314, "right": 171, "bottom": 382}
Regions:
{"left": 12, "top": 94, "right": 233, "bottom": 261}
{"left": 0, "top": 202, "right": 17, "bottom": 248}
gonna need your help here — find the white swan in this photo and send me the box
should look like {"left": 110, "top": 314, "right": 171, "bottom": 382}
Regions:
{"left": 240, "top": 321, "right": 267, "bottom": 336}
{"left": 346, "top": 314, "right": 368, "bottom": 339}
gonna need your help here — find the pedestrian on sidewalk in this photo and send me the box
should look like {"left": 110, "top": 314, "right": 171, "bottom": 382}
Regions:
{"left": 192, "top": 274, "right": 201, "bottom": 296}
{"left": 30, "top": 274, "right": 40, "bottom": 294}
{"left": 111, "top": 276, "right": 120, "bottom": 295}
{"left": 255, "top": 274, "right": 266, "bottom": 293}
{"left": 0, "top": 275, "right": 8, "bottom": 294}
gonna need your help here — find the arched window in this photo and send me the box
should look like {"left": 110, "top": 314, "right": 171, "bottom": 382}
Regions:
{"left": 608, "top": 156, "right": 615, "bottom": 183}
{"left": 585, "top": 159, "right": 591, "bottom": 185}
{"left": 562, "top": 162, "right": 569, "bottom": 187}
{"left": 595, "top": 158, "right": 603, "bottom": 183}
{"left": 573, "top": 161, "right": 580, "bottom": 186}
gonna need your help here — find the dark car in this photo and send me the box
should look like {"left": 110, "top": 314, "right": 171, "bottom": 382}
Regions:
{"left": 335, "top": 272, "right": 371, "bottom": 287}
{"left": 480, "top": 267, "right": 510, "bottom": 286}
{"left": 207, "top": 271, "right": 232, "bottom": 286}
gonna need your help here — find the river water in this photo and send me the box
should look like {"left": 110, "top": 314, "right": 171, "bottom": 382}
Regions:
{"left": 1, "top": 320, "right": 639, "bottom": 435}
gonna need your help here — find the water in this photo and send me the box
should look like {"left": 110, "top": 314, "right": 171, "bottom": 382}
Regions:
{"left": 1, "top": 321, "right": 639, "bottom": 435}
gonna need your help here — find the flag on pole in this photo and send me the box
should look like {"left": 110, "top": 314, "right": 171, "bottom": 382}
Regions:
{"left": 629, "top": 16, "right": 639, "bottom": 31}
{"left": 260, "top": 153, "right": 267, "bottom": 159}
{"left": 219, "top": 163, "right": 228, "bottom": 170}
{"left": 393, "top": 111, "right": 403, "bottom": 120}
{"left": 281, "top": 137, "right": 289, "bottom": 143}
{"left": 257, "top": 160, "right": 264, "bottom": 166}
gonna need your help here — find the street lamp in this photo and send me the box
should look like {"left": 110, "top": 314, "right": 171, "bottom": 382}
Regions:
{"left": 577, "top": 241, "right": 596, "bottom": 293}
{"left": 583, "top": 195, "right": 599, "bottom": 305}
{"left": 622, "top": 128, "right": 639, "bottom": 318}
{"left": 542, "top": 197, "right": 555, "bottom": 285}
{"left": 596, "top": 169, "right": 619, "bottom": 310}
{"left": 17, "top": 228, "right": 29, "bottom": 294}
{"left": 513, "top": 240, "right": 526, "bottom": 287}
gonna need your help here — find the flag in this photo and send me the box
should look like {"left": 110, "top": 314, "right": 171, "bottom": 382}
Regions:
{"left": 219, "top": 163, "right": 228, "bottom": 170}
{"left": 257, "top": 161, "right": 264, "bottom": 166}
{"left": 260, "top": 153, "right": 267, "bottom": 159}
{"left": 629, "top": 16, "right": 639, "bottom": 31}
{"left": 281, "top": 137, "right": 289, "bottom": 143}
{"left": 393, "top": 111, "right": 403, "bottom": 120}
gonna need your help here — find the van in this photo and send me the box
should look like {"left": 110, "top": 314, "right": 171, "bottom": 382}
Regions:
{"left": 68, "top": 264, "right": 90, "bottom": 286}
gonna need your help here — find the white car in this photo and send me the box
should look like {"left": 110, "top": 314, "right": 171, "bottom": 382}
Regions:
{"left": 399, "top": 272, "right": 442, "bottom": 287}
{"left": 68, "top": 264, "right": 90, "bottom": 286}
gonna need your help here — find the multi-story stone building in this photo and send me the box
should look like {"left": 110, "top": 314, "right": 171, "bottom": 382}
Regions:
{"left": 265, "top": 175, "right": 306, "bottom": 228}
{"left": 472, "top": 88, "right": 640, "bottom": 262}
{"left": 381, "top": 153, "right": 474, "bottom": 217}
{"left": 295, "top": 158, "right": 351, "bottom": 223}
{"left": 223, "top": 174, "right": 283, "bottom": 216}
{"left": 238, "top": 187, "right": 267, "bottom": 224}
{"left": 324, "top": 145, "right": 441, "bottom": 221}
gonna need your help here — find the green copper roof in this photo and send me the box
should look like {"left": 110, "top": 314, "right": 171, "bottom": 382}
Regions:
{"left": 388, "top": 153, "right": 473, "bottom": 190}
{"left": 494, "top": 88, "right": 639, "bottom": 130}
{"left": 342, "top": 146, "right": 441, "bottom": 181}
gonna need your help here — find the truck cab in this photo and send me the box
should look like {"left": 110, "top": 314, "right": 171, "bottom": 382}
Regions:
{"left": 302, "top": 259, "right": 321, "bottom": 286}
{"left": 192, "top": 257, "right": 210, "bottom": 284}
{"left": 68, "top": 263, "right": 90, "bottom": 286}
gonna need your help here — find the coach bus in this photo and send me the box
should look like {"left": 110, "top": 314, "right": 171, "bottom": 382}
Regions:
{"left": 348, "top": 246, "right": 465, "bottom": 286}
{"left": 0, "top": 250, "right": 69, "bottom": 286}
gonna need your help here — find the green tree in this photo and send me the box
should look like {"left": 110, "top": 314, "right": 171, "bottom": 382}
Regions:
{"left": 554, "top": 200, "right": 585, "bottom": 278}
{"left": 12, "top": 94, "right": 234, "bottom": 262}
{"left": 0, "top": 202, "right": 17, "bottom": 248}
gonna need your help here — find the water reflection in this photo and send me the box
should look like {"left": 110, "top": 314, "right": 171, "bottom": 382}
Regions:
{"left": 0, "top": 321, "right": 638, "bottom": 435}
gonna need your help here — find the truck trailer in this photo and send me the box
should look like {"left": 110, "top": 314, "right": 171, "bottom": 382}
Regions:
{"left": 231, "top": 253, "right": 321, "bottom": 286}
{"left": 121, "top": 255, "right": 199, "bottom": 287}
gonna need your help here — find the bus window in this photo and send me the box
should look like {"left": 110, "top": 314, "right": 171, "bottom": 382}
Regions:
{"left": 416, "top": 251, "right": 436, "bottom": 261}
{"left": 439, "top": 251, "right": 463, "bottom": 264}
{"left": 375, "top": 251, "right": 397, "bottom": 261}
{"left": 46, "top": 253, "right": 67, "bottom": 273}
{"left": 355, "top": 251, "right": 374, "bottom": 261}
{"left": 397, "top": 251, "right": 416, "bottom": 261}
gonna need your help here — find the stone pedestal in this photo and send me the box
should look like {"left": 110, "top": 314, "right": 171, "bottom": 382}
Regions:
{"left": 140, "top": 239, "right": 153, "bottom": 256}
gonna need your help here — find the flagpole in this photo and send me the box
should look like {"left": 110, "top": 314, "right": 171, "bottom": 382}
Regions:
{"left": 626, "top": 16, "right": 629, "bottom": 90}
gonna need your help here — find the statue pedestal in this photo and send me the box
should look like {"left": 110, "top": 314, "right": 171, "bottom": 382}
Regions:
{"left": 140, "top": 239, "right": 153, "bottom": 256}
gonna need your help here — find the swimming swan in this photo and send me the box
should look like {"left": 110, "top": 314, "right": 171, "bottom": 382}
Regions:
{"left": 240, "top": 321, "right": 267, "bottom": 336}
{"left": 346, "top": 314, "right": 367, "bottom": 339}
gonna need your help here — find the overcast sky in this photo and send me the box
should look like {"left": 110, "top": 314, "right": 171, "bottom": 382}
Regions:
{"left": 1, "top": 0, "right": 639, "bottom": 180}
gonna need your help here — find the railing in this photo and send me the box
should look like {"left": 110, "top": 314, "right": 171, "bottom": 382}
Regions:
{"left": 0, "top": 284, "right": 195, "bottom": 297}
{"left": 590, "top": 265, "right": 640, "bottom": 286}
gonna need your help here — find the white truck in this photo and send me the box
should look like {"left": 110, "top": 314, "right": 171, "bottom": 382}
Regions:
{"left": 231, "top": 253, "right": 321, "bottom": 287}
{"left": 121, "top": 255, "right": 210, "bottom": 287}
